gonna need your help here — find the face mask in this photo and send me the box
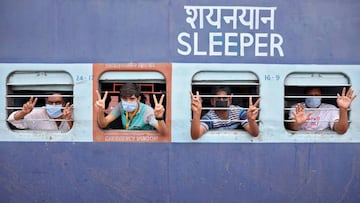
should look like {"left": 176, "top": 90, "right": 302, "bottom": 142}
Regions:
{"left": 215, "top": 100, "right": 228, "bottom": 108}
{"left": 121, "top": 101, "right": 138, "bottom": 112}
{"left": 305, "top": 98, "right": 321, "bottom": 108}
{"left": 45, "top": 104, "right": 63, "bottom": 118}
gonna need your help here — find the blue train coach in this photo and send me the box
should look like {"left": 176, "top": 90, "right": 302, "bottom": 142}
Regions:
{"left": 0, "top": 0, "right": 359, "bottom": 202}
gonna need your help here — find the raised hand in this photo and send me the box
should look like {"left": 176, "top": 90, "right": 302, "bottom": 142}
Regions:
{"left": 292, "top": 103, "right": 312, "bottom": 125}
{"left": 22, "top": 96, "right": 38, "bottom": 114}
{"left": 337, "top": 87, "right": 357, "bottom": 109}
{"left": 153, "top": 94, "right": 165, "bottom": 119}
{"left": 95, "top": 90, "right": 108, "bottom": 112}
{"left": 247, "top": 97, "right": 260, "bottom": 121}
{"left": 62, "top": 102, "right": 73, "bottom": 120}
{"left": 190, "top": 91, "right": 202, "bottom": 115}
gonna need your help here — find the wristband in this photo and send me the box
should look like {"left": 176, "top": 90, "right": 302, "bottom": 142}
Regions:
{"left": 155, "top": 117, "right": 164, "bottom": 121}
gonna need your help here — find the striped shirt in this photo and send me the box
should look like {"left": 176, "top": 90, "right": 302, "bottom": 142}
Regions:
{"left": 200, "top": 105, "right": 248, "bottom": 131}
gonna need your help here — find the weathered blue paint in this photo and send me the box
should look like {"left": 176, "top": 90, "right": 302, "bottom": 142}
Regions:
{"left": 0, "top": 0, "right": 359, "bottom": 64}
{"left": 0, "top": 143, "right": 359, "bottom": 202}
{"left": 0, "top": 0, "right": 360, "bottom": 202}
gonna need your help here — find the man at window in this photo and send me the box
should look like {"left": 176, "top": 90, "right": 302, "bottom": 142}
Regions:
{"left": 190, "top": 86, "right": 260, "bottom": 140}
{"left": 95, "top": 83, "right": 169, "bottom": 136}
{"left": 288, "top": 87, "right": 357, "bottom": 134}
{"left": 7, "top": 93, "right": 73, "bottom": 131}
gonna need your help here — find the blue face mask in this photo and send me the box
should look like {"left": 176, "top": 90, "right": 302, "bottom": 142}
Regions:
{"left": 45, "top": 104, "right": 63, "bottom": 118}
{"left": 305, "top": 98, "right": 321, "bottom": 108}
{"left": 121, "top": 101, "right": 138, "bottom": 112}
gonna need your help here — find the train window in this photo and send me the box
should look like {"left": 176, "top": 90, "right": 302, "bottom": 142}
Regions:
{"left": 92, "top": 64, "right": 172, "bottom": 142}
{"left": 284, "top": 72, "right": 351, "bottom": 134}
{"left": 191, "top": 71, "right": 260, "bottom": 137}
{"left": 6, "top": 71, "right": 74, "bottom": 133}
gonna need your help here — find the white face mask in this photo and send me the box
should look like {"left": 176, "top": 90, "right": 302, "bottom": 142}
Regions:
{"left": 305, "top": 98, "right": 321, "bottom": 108}
{"left": 121, "top": 101, "right": 138, "bottom": 112}
{"left": 45, "top": 104, "right": 63, "bottom": 118}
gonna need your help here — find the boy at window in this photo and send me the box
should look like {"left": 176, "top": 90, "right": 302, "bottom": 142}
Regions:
{"left": 190, "top": 86, "right": 260, "bottom": 140}
{"left": 288, "top": 87, "right": 357, "bottom": 134}
{"left": 95, "top": 83, "right": 168, "bottom": 136}
{"left": 7, "top": 93, "right": 73, "bottom": 131}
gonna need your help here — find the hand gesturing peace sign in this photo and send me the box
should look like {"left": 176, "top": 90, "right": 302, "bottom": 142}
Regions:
{"left": 22, "top": 96, "right": 38, "bottom": 114}
{"left": 190, "top": 91, "right": 202, "bottom": 115}
{"left": 247, "top": 96, "right": 260, "bottom": 121}
{"left": 62, "top": 102, "right": 74, "bottom": 120}
{"left": 95, "top": 90, "right": 108, "bottom": 112}
{"left": 153, "top": 94, "right": 165, "bottom": 119}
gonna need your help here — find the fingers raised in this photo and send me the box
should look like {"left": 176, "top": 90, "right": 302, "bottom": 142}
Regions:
{"left": 248, "top": 97, "right": 260, "bottom": 107}
{"left": 352, "top": 94, "right": 357, "bottom": 101}
{"left": 102, "top": 91, "right": 108, "bottom": 101}
{"left": 253, "top": 97, "right": 260, "bottom": 107}
{"left": 29, "top": 96, "right": 34, "bottom": 104}
{"left": 190, "top": 91, "right": 194, "bottom": 98}
{"left": 160, "top": 94, "right": 165, "bottom": 105}
{"left": 28, "top": 96, "right": 38, "bottom": 106}
{"left": 153, "top": 94, "right": 165, "bottom": 105}
{"left": 190, "top": 91, "right": 200, "bottom": 99}
{"left": 96, "top": 90, "right": 101, "bottom": 101}
{"left": 342, "top": 87, "right": 346, "bottom": 96}
{"left": 32, "top": 97, "right": 38, "bottom": 106}
{"left": 96, "top": 90, "right": 108, "bottom": 101}
{"left": 65, "top": 102, "right": 73, "bottom": 110}
{"left": 153, "top": 94, "right": 158, "bottom": 105}
{"left": 346, "top": 87, "right": 353, "bottom": 98}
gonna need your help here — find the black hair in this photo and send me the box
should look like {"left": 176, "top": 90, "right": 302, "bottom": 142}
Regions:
{"left": 44, "top": 91, "right": 63, "bottom": 96}
{"left": 304, "top": 86, "right": 322, "bottom": 94}
{"left": 211, "top": 86, "right": 231, "bottom": 95}
{"left": 44, "top": 92, "right": 64, "bottom": 101}
{"left": 120, "top": 83, "right": 141, "bottom": 98}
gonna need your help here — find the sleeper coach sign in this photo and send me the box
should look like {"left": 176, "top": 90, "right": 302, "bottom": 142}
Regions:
{"left": 177, "top": 5, "right": 284, "bottom": 57}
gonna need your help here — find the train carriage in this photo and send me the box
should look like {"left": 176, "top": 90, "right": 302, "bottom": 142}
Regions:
{"left": 0, "top": 0, "right": 360, "bottom": 202}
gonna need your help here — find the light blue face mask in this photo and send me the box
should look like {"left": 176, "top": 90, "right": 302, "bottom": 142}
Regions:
{"left": 121, "top": 101, "right": 138, "bottom": 112}
{"left": 45, "top": 104, "right": 63, "bottom": 118}
{"left": 305, "top": 98, "right": 321, "bottom": 108}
